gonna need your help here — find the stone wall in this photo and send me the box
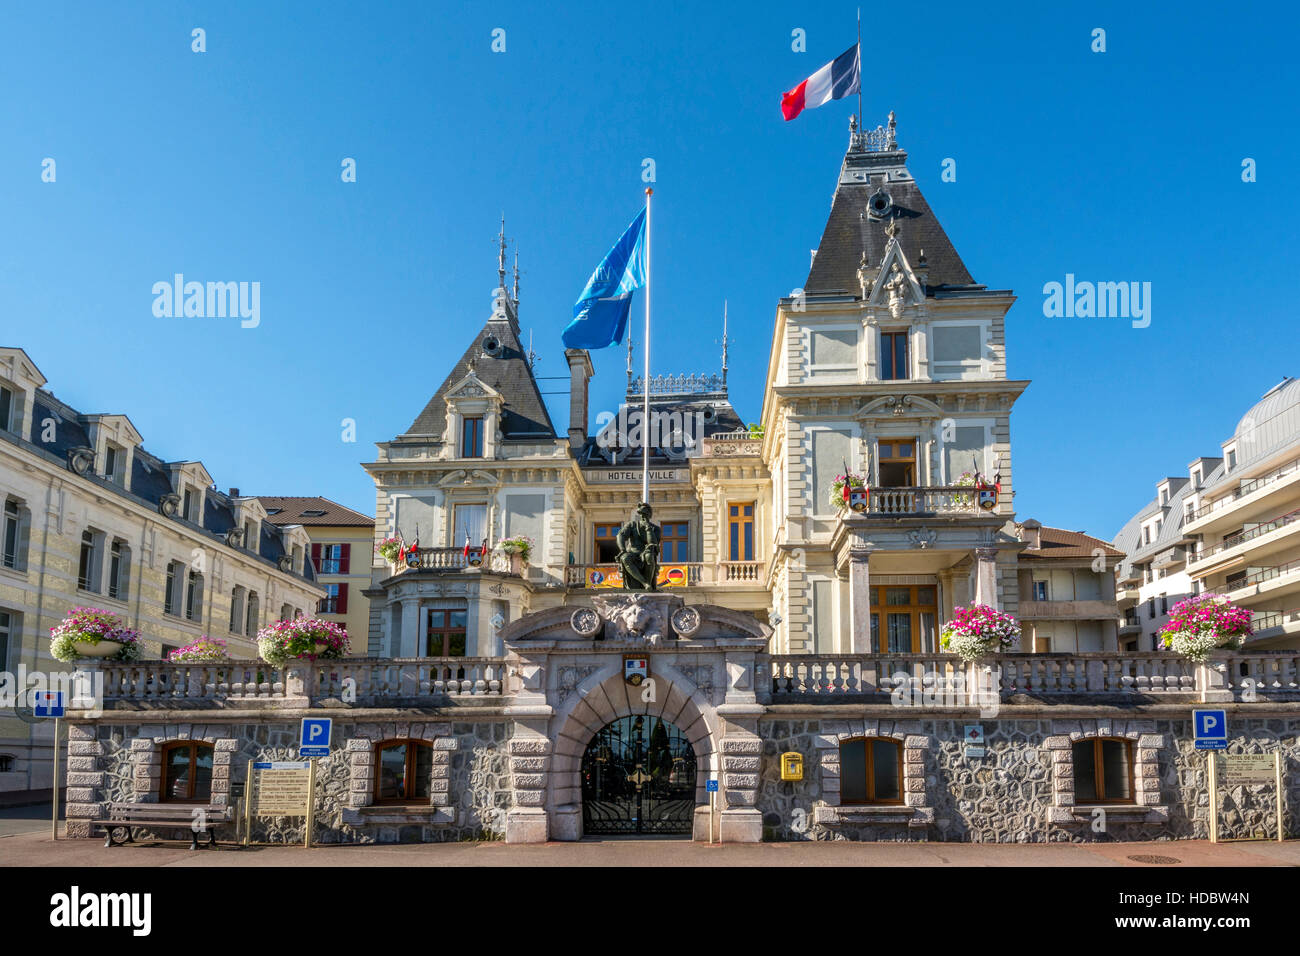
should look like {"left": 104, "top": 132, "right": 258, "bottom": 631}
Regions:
{"left": 757, "top": 713, "right": 1300, "bottom": 843}
{"left": 66, "top": 715, "right": 513, "bottom": 845}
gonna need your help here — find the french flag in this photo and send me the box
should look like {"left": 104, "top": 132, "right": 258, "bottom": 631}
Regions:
{"left": 781, "top": 44, "right": 861, "bottom": 121}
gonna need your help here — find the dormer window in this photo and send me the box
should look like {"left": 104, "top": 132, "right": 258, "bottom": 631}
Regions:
{"left": 1159, "top": 488, "right": 1168, "bottom": 506}
{"left": 244, "top": 520, "right": 258, "bottom": 551}
{"left": 1226, "top": 447, "right": 1237, "bottom": 472}
{"left": 0, "top": 384, "right": 11, "bottom": 433}
{"left": 461, "top": 416, "right": 484, "bottom": 458}
{"left": 182, "top": 488, "right": 196, "bottom": 522}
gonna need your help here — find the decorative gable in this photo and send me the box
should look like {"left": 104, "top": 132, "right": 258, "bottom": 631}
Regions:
{"left": 864, "top": 235, "right": 926, "bottom": 321}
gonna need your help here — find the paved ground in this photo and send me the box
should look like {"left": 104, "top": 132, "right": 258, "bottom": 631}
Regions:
{"left": 2, "top": 820, "right": 1298, "bottom": 867}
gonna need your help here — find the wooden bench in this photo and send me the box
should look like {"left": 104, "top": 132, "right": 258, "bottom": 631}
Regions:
{"left": 94, "top": 802, "right": 235, "bottom": 850}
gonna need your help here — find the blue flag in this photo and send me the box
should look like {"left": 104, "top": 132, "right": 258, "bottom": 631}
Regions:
{"left": 562, "top": 209, "right": 647, "bottom": 349}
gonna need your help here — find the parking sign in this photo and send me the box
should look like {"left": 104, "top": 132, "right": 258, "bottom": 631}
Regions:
{"left": 300, "top": 717, "right": 333, "bottom": 757}
{"left": 1194, "top": 709, "right": 1227, "bottom": 750}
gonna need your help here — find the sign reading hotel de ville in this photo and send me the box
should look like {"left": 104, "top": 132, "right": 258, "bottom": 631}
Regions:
{"left": 584, "top": 468, "right": 688, "bottom": 484}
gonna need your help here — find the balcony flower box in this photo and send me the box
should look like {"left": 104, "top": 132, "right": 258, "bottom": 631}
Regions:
{"left": 50, "top": 607, "right": 142, "bottom": 663}
{"left": 940, "top": 604, "right": 1021, "bottom": 662}
{"left": 256, "top": 618, "right": 350, "bottom": 667}
{"left": 1158, "top": 594, "right": 1252, "bottom": 663}
{"left": 167, "top": 636, "right": 230, "bottom": 663}
{"left": 497, "top": 535, "right": 533, "bottom": 571}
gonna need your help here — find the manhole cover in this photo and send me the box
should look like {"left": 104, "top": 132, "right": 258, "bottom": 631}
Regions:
{"left": 1127, "top": 854, "right": 1180, "bottom": 865}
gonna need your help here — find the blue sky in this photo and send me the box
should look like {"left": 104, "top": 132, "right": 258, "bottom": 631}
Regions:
{"left": 2, "top": 1, "right": 1296, "bottom": 541}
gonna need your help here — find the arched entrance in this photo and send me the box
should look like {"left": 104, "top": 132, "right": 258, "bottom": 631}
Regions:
{"left": 581, "top": 715, "right": 697, "bottom": 836}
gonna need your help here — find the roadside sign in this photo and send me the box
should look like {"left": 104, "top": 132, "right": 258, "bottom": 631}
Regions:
{"left": 706, "top": 779, "right": 719, "bottom": 793}
{"left": 1222, "top": 754, "right": 1276, "bottom": 786}
{"left": 33, "top": 691, "right": 64, "bottom": 719}
{"left": 300, "top": 717, "right": 332, "bottom": 757}
{"left": 248, "top": 762, "right": 313, "bottom": 816}
{"left": 964, "top": 746, "right": 986, "bottom": 759}
{"left": 1194, "top": 709, "right": 1228, "bottom": 750}
{"left": 254, "top": 761, "right": 310, "bottom": 771}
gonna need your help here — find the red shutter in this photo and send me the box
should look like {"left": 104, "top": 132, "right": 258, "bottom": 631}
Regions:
{"left": 339, "top": 543, "right": 351, "bottom": 574}
{"left": 336, "top": 583, "right": 349, "bottom": 614}
{"left": 310, "top": 543, "right": 321, "bottom": 575}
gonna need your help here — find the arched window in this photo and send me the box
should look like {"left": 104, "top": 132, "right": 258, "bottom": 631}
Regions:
{"left": 160, "top": 741, "right": 214, "bottom": 803}
{"left": 373, "top": 739, "right": 433, "bottom": 804}
{"left": 839, "top": 737, "right": 903, "bottom": 805}
{"left": 1072, "top": 737, "right": 1134, "bottom": 804}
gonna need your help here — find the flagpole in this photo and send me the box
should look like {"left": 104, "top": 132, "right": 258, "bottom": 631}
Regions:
{"left": 642, "top": 187, "right": 653, "bottom": 506}
{"left": 857, "top": 8, "right": 862, "bottom": 122}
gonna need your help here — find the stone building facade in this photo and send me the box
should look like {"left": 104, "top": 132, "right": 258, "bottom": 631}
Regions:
{"left": 0, "top": 347, "right": 324, "bottom": 792}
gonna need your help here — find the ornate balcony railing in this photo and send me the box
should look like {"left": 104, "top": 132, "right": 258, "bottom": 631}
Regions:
{"left": 563, "top": 562, "right": 766, "bottom": 588}
{"left": 388, "top": 547, "right": 515, "bottom": 576}
{"left": 864, "top": 486, "right": 980, "bottom": 516}
{"left": 79, "top": 651, "right": 1300, "bottom": 708}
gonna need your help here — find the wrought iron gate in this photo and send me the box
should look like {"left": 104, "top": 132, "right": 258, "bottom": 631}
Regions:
{"left": 580, "top": 716, "right": 697, "bottom": 835}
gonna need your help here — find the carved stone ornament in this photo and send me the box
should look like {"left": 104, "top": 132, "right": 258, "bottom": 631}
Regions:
{"left": 277, "top": 555, "right": 293, "bottom": 572}
{"left": 590, "top": 593, "right": 673, "bottom": 646}
{"left": 225, "top": 528, "right": 245, "bottom": 548}
{"left": 884, "top": 262, "right": 908, "bottom": 320}
{"left": 158, "top": 493, "right": 181, "bottom": 518}
{"left": 67, "top": 446, "right": 94, "bottom": 475}
{"left": 670, "top": 605, "right": 701, "bottom": 638}
{"left": 907, "top": 527, "right": 938, "bottom": 550}
{"left": 570, "top": 607, "right": 602, "bottom": 638}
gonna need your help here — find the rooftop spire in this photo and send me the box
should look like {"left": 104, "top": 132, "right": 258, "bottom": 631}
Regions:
{"left": 512, "top": 245, "right": 520, "bottom": 305}
{"left": 721, "top": 301, "right": 729, "bottom": 389}
{"left": 497, "top": 213, "right": 507, "bottom": 289}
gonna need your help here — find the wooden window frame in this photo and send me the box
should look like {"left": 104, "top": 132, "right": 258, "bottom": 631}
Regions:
{"left": 1072, "top": 737, "right": 1135, "bottom": 806}
{"left": 877, "top": 439, "right": 917, "bottom": 487}
{"left": 869, "top": 585, "right": 937, "bottom": 654}
{"left": 880, "top": 330, "right": 910, "bottom": 381}
{"left": 2, "top": 498, "right": 19, "bottom": 569}
{"left": 426, "top": 608, "right": 467, "bottom": 657}
{"left": 373, "top": 739, "right": 433, "bottom": 805}
{"left": 728, "top": 502, "right": 755, "bottom": 562}
{"left": 159, "top": 741, "right": 215, "bottom": 803}
{"left": 461, "top": 416, "right": 485, "bottom": 459}
{"left": 660, "top": 521, "right": 689, "bottom": 562}
{"left": 594, "top": 523, "right": 620, "bottom": 563}
{"left": 839, "top": 737, "right": 904, "bottom": 806}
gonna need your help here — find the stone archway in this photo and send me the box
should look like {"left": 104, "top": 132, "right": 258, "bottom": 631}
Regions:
{"left": 550, "top": 666, "right": 716, "bottom": 841}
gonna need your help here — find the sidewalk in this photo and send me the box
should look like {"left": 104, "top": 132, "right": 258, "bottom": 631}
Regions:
{"left": 3, "top": 828, "right": 1298, "bottom": 867}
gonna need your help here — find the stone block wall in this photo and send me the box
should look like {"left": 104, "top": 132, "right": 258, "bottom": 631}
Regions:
{"left": 757, "top": 713, "right": 1300, "bottom": 843}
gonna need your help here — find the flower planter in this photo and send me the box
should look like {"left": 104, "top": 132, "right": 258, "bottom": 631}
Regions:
{"left": 510, "top": 553, "right": 525, "bottom": 576}
{"left": 72, "top": 639, "right": 123, "bottom": 658}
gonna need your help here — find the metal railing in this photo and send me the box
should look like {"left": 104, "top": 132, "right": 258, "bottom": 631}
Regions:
{"left": 1189, "top": 506, "right": 1300, "bottom": 564}
{"left": 1190, "top": 454, "right": 1300, "bottom": 521}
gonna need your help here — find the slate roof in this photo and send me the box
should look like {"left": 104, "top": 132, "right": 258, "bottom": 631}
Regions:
{"left": 805, "top": 146, "right": 979, "bottom": 295}
{"left": 1112, "top": 476, "right": 1200, "bottom": 579}
{"left": 1021, "top": 526, "right": 1123, "bottom": 561}
{"left": 577, "top": 392, "right": 746, "bottom": 468}
{"left": 403, "top": 298, "right": 556, "bottom": 442}
{"left": 3, "top": 388, "right": 317, "bottom": 583}
{"left": 257, "top": 496, "right": 374, "bottom": 527}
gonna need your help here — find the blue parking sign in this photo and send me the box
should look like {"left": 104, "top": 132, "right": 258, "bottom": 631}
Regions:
{"left": 300, "top": 717, "right": 332, "bottom": 757}
{"left": 33, "top": 691, "right": 64, "bottom": 718}
{"left": 706, "top": 779, "right": 719, "bottom": 793}
{"left": 1193, "top": 709, "right": 1227, "bottom": 750}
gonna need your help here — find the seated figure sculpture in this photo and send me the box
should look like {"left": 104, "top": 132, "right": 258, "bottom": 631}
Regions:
{"left": 615, "top": 503, "right": 662, "bottom": 591}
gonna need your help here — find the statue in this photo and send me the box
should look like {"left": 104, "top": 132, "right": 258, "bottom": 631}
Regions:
{"left": 616, "top": 502, "right": 661, "bottom": 591}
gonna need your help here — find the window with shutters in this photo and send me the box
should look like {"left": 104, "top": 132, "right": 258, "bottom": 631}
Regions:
{"left": 245, "top": 591, "right": 259, "bottom": 636}
{"left": 229, "top": 586, "right": 246, "bottom": 633}
{"left": 107, "top": 539, "right": 130, "bottom": 600}
{"left": 315, "top": 543, "right": 351, "bottom": 575}
{"left": 3, "top": 497, "right": 28, "bottom": 571}
{"left": 185, "top": 569, "right": 204, "bottom": 622}
{"left": 164, "top": 561, "right": 183, "bottom": 616}
{"left": 319, "top": 583, "right": 349, "bottom": 615}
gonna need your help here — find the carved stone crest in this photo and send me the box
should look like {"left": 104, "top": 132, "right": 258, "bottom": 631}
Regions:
{"left": 570, "top": 607, "right": 602, "bottom": 638}
{"left": 670, "top": 605, "right": 701, "bottom": 638}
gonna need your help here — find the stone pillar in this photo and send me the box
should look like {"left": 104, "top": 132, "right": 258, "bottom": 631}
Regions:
{"left": 398, "top": 598, "right": 421, "bottom": 658}
{"left": 505, "top": 720, "right": 552, "bottom": 843}
{"left": 973, "top": 548, "right": 998, "bottom": 609}
{"left": 848, "top": 544, "right": 874, "bottom": 653}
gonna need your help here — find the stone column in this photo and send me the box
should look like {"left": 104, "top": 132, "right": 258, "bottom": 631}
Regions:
{"left": 398, "top": 598, "right": 421, "bottom": 658}
{"left": 848, "top": 543, "right": 875, "bottom": 653}
{"left": 973, "top": 548, "right": 998, "bottom": 609}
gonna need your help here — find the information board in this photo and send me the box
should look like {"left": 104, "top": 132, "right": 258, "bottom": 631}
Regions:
{"left": 249, "top": 762, "right": 312, "bottom": 816}
{"left": 1221, "top": 753, "right": 1277, "bottom": 787}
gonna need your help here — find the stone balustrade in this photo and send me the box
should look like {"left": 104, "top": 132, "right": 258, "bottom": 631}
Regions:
{"left": 866, "top": 486, "right": 978, "bottom": 516}
{"left": 82, "top": 651, "right": 1300, "bottom": 710}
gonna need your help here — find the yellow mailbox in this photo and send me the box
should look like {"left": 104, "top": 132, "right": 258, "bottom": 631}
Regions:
{"left": 780, "top": 752, "right": 804, "bottom": 781}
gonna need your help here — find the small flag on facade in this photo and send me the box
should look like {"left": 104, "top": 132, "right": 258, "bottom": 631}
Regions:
{"left": 562, "top": 208, "right": 648, "bottom": 350}
{"left": 781, "top": 43, "right": 860, "bottom": 121}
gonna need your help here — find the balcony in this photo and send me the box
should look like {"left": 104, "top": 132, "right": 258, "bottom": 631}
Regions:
{"left": 862, "top": 486, "right": 981, "bottom": 517}
{"left": 1249, "top": 608, "right": 1300, "bottom": 643}
{"left": 1187, "top": 454, "right": 1300, "bottom": 526}
{"left": 563, "top": 561, "right": 766, "bottom": 589}
{"left": 385, "top": 547, "right": 517, "bottom": 577}
{"left": 1226, "top": 557, "right": 1300, "bottom": 597}
{"left": 1017, "top": 600, "right": 1117, "bottom": 621}
{"left": 1188, "top": 505, "right": 1300, "bottom": 569}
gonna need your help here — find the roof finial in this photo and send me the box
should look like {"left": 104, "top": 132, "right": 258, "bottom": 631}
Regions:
{"left": 497, "top": 213, "right": 507, "bottom": 289}
{"left": 512, "top": 245, "right": 520, "bottom": 306}
{"left": 721, "top": 301, "right": 729, "bottom": 389}
{"left": 626, "top": 327, "right": 634, "bottom": 388}
{"left": 887, "top": 110, "right": 897, "bottom": 150}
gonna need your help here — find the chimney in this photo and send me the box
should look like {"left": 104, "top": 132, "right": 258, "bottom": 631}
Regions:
{"left": 1021, "top": 518, "right": 1042, "bottom": 550}
{"left": 564, "top": 349, "right": 594, "bottom": 451}
{"left": 228, "top": 487, "right": 241, "bottom": 498}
